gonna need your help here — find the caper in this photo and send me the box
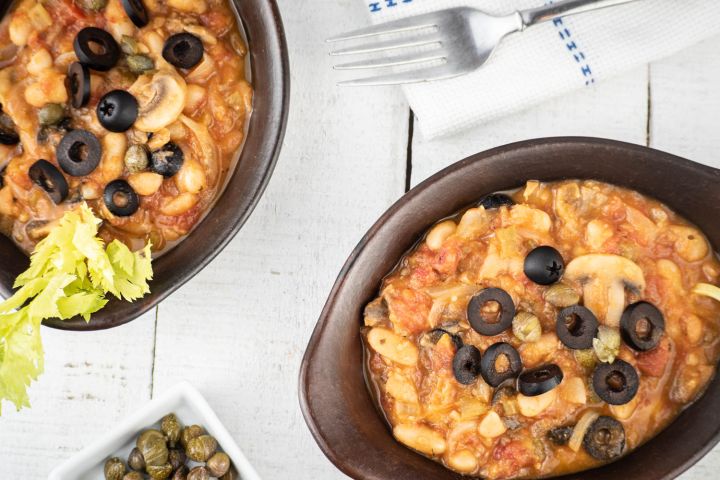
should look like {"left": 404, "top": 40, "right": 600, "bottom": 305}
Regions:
{"left": 125, "top": 144, "right": 149, "bottom": 173}
{"left": 544, "top": 282, "right": 580, "bottom": 308}
{"left": 168, "top": 448, "right": 186, "bottom": 471}
{"left": 593, "top": 325, "right": 621, "bottom": 363}
{"left": 207, "top": 451, "right": 231, "bottom": 477}
{"left": 123, "top": 473, "right": 143, "bottom": 480}
{"left": 180, "top": 425, "right": 204, "bottom": 449}
{"left": 171, "top": 466, "right": 189, "bottom": 480}
{"left": 81, "top": 0, "right": 107, "bottom": 11}
{"left": 127, "top": 447, "right": 145, "bottom": 471}
{"left": 512, "top": 311, "right": 541, "bottom": 342}
{"left": 121, "top": 35, "right": 140, "bottom": 55}
{"left": 137, "top": 429, "right": 169, "bottom": 467}
{"left": 147, "top": 463, "right": 173, "bottom": 480}
{"left": 161, "top": 413, "right": 182, "bottom": 447}
{"left": 186, "top": 434, "right": 218, "bottom": 462}
{"left": 38, "top": 104, "right": 65, "bottom": 126}
{"left": 220, "top": 466, "right": 239, "bottom": 480}
{"left": 574, "top": 348, "right": 598, "bottom": 370}
{"left": 127, "top": 55, "right": 155, "bottom": 74}
{"left": 104, "top": 457, "right": 126, "bottom": 480}
{"left": 187, "top": 466, "right": 210, "bottom": 480}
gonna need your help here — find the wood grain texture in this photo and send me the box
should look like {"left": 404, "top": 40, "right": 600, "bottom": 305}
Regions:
{"left": 0, "top": 310, "right": 156, "bottom": 476}
{"left": 1, "top": 2, "right": 719, "bottom": 478}
{"left": 150, "top": 1, "right": 406, "bottom": 479}
{"left": 651, "top": 37, "right": 720, "bottom": 478}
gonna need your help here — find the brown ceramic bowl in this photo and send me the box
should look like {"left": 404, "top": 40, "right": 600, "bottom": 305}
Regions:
{"left": 299, "top": 137, "right": 720, "bottom": 480}
{"left": 0, "top": 0, "right": 289, "bottom": 330}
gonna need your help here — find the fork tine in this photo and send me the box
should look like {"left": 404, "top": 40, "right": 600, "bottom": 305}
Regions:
{"left": 327, "top": 14, "right": 439, "bottom": 43}
{"left": 333, "top": 50, "right": 446, "bottom": 70}
{"left": 330, "top": 34, "right": 441, "bottom": 56}
{"left": 338, "top": 65, "right": 462, "bottom": 86}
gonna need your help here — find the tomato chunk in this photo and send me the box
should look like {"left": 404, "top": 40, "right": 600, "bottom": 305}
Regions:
{"left": 636, "top": 337, "right": 672, "bottom": 377}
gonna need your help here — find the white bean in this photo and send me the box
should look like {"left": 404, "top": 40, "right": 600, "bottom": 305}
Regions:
{"left": 160, "top": 192, "right": 199, "bottom": 216}
{"left": 128, "top": 172, "right": 164, "bottom": 196}
{"left": 9, "top": 14, "right": 31, "bottom": 46}
{"left": 101, "top": 132, "right": 127, "bottom": 182}
{"left": 478, "top": 411, "right": 506, "bottom": 438}
{"left": 27, "top": 48, "right": 53, "bottom": 77}
{"left": 385, "top": 372, "right": 418, "bottom": 404}
{"left": 447, "top": 450, "right": 478, "bottom": 474}
{"left": 426, "top": 220, "right": 456, "bottom": 251}
{"left": 560, "top": 377, "right": 587, "bottom": 405}
{"left": 517, "top": 389, "right": 557, "bottom": 417}
{"left": 670, "top": 225, "right": 708, "bottom": 262}
{"left": 393, "top": 423, "right": 446, "bottom": 456}
{"left": 175, "top": 158, "right": 207, "bottom": 194}
{"left": 366, "top": 327, "right": 418, "bottom": 366}
{"left": 168, "top": 0, "right": 207, "bottom": 14}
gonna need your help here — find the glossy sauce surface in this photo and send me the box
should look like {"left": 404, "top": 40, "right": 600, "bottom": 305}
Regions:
{"left": 0, "top": 0, "right": 252, "bottom": 253}
{"left": 362, "top": 180, "right": 720, "bottom": 479}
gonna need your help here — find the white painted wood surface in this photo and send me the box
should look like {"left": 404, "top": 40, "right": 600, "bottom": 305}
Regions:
{"left": 1, "top": 1, "right": 719, "bottom": 478}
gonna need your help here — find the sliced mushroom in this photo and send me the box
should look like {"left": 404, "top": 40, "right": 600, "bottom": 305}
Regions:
{"left": 564, "top": 254, "right": 645, "bottom": 327}
{"left": 130, "top": 71, "right": 187, "bottom": 132}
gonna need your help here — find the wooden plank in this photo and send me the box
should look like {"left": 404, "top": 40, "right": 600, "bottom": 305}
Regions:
{"left": 0, "top": 311, "right": 156, "bottom": 476}
{"left": 650, "top": 37, "right": 720, "bottom": 479}
{"left": 150, "top": 0, "right": 407, "bottom": 479}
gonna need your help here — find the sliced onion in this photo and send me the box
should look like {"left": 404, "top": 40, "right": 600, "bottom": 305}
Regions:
{"left": 568, "top": 410, "right": 600, "bottom": 452}
{"left": 693, "top": 283, "right": 720, "bottom": 302}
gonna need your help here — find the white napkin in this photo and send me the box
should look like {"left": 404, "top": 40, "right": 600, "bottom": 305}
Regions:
{"left": 357, "top": 0, "right": 720, "bottom": 139}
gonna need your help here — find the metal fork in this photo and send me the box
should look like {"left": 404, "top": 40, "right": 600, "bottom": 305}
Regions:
{"left": 329, "top": 0, "right": 643, "bottom": 86}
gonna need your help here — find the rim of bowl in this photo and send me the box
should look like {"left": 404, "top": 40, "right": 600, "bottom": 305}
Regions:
{"left": 299, "top": 137, "right": 720, "bottom": 480}
{"left": 35, "top": 0, "right": 290, "bottom": 331}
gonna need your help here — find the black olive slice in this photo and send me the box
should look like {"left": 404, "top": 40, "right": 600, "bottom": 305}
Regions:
{"left": 0, "top": 110, "right": 19, "bottom": 145}
{"left": 57, "top": 130, "right": 102, "bottom": 176}
{"left": 592, "top": 360, "right": 639, "bottom": 405}
{"left": 97, "top": 90, "right": 138, "bottom": 132}
{"left": 29, "top": 160, "right": 69, "bottom": 204}
{"left": 162, "top": 33, "right": 204, "bottom": 69}
{"left": 524, "top": 246, "right": 565, "bottom": 285}
{"left": 547, "top": 426, "right": 574, "bottom": 446}
{"left": 491, "top": 377, "right": 517, "bottom": 405}
{"left": 122, "top": 0, "right": 149, "bottom": 28}
{"left": 467, "top": 288, "right": 515, "bottom": 336}
{"left": 66, "top": 62, "right": 91, "bottom": 108}
{"left": 452, "top": 344, "right": 481, "bottom": 385}
{"left": 517, "top": 364, "right": 563, "bottom": 397}
{"left": 428, "top": 328, "right": 463, "bottom": 351}
{"left": 620, "top": 301, "right": 665, "bottom": 351}
{"left": 150, "top": 142, "right": 184, "bottom": 177}
{"left": 479, "top": 193, "right": 514, "bottom": 209}
{"left": 480, "top": 342, "right": 523, "bottom": 387}
{"left": 556, "top": 305, "right": 599, "bottom": 350}
{"left": 583, "top": 416, "right": 626, "bottom": 461}
{"left": 104, "top": 180, "right": 139, "bottom": 217}
{"left": 74, "top": 27, "right": 120, "bottom": 71}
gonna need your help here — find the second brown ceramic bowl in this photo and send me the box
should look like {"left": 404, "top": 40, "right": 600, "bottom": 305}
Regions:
{"left": 0, "top": 0, "right": 290, "bottom": 330}
{"left": 299, "top": 137, "right": 720, "bottom": 480}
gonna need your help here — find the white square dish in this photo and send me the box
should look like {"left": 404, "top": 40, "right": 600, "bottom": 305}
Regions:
{"left": 48, "top": 381, "right": 261, "bottom": 480}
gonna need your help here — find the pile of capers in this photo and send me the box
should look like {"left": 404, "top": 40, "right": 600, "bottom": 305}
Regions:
{"left": 104, "top": 413, "right": 236, "bottom": 480}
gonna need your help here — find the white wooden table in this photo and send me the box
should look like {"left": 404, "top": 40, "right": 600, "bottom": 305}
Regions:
{"left": 2, "top": 1, "right": 719, "bottom": 478}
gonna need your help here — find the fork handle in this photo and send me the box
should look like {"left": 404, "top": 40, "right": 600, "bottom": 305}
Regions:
{"left": 520, "top": 0, "right": 642, "bottom": 28}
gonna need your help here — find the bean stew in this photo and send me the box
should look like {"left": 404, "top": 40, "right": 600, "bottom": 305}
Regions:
{"left": 362, "top": 180, "right": 720, "bottom": 479}
{"left": 0, "top": 0, "right": 252, "bottom": 254}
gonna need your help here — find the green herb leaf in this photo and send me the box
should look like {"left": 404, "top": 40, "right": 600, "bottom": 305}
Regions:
{"left": 0, "top": 204, "right": 153, "bottom": 413}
